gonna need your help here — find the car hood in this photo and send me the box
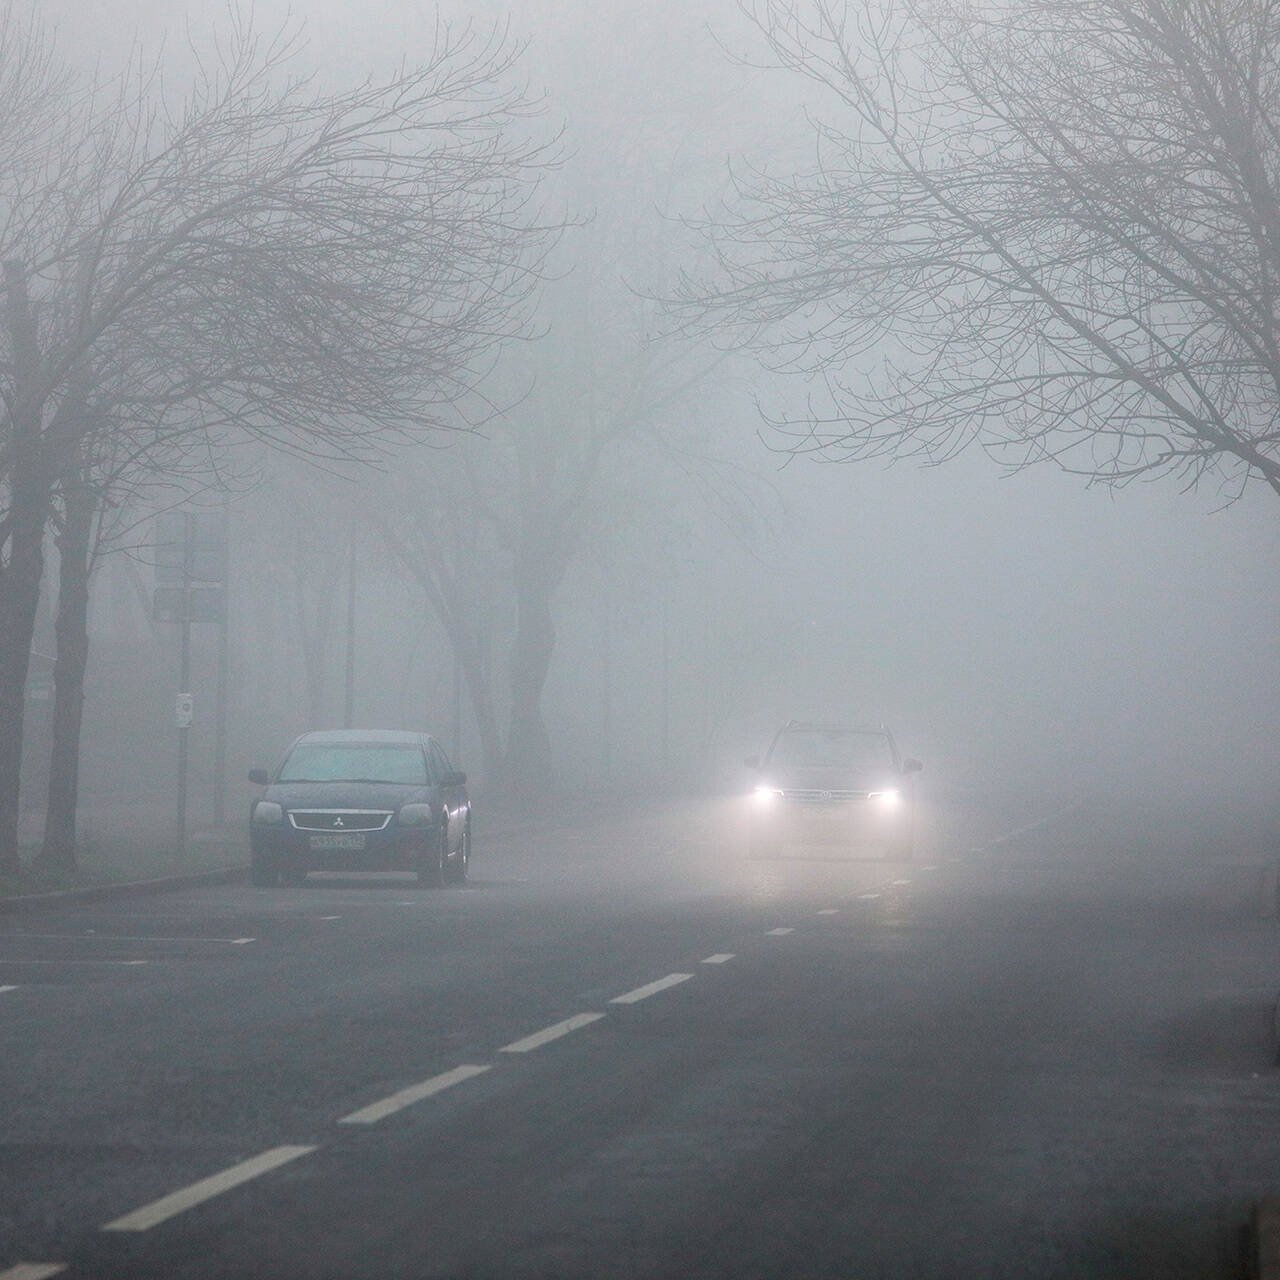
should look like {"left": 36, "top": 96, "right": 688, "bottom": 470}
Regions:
{"left": 263, "top": 781, "right": 431, "bottom": 810}
{"left": 763, "top": 766, "right": 900, "bottom": 791}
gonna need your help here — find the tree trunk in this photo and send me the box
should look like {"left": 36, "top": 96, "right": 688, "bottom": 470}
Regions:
{"left": 0, "top": 261, "right": 51, "bottom": 877}
{"left": 35, "top": 473, "right": 95, "bottom": 873}
{"left": 504, "top": 576, "right": 557, "bottom": 796}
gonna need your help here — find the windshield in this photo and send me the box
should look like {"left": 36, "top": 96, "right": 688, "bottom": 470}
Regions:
{"left": 767, "top": 729, "right": 895, "bottom": 772}
{"left": 277, "top": 743, "right": 428, "bottom": 785}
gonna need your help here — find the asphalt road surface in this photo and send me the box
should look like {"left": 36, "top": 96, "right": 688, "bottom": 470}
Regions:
{"left": 2, "top": 793, "right": 1278, "bottom": 1279}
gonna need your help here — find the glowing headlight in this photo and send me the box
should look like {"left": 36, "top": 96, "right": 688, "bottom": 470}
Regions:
{"left": 869, "top": 789, "right": 902, "bottom": 807}
{"left": 398, "top": 803, "right": 433, "bottom": 827}
{"left": 252, "top": 801, "right": 283, "bottom": 825}
{"left": 752, "top": 785, "right": 784, "bottom": 807}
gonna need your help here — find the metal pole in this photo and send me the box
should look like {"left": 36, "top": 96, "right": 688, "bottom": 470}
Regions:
{"left": 343, "top": 522, "right": 356, "bottom": 729}
{"left": 176, "top": 513, "right": 192, "bottom": 854}
{"left": 602, "top": 602, "right": 612, "bottom": 786}
{"left": 212, "top": 515, "right": 229, "bottom": 829}
{"left": 660, "top": 587, "right": 670, "bottom": 776}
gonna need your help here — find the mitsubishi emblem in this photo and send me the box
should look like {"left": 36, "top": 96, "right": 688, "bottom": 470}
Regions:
{"left": 333, "top": 816, "right": 345, "bottom": 828}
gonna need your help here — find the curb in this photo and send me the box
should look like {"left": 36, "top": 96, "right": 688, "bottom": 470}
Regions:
{"left": 0, "top": 801, "right": 645, "bottom": 915}
{"left": 0, "top": 865, "right": 248, "bottom": 914}
{"left": 1248, "top": 1198, "right": 1280, "bottom": 1280}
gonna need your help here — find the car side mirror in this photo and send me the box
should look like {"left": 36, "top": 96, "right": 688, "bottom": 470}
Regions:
{"left": 248, "top": 767, "right": 271, "bottom": 786}
{"left": 442, "top": 771, "right": 467, "bottom": 787}
{"left": 903, "top": 758, "right": 923, "bottom": 774}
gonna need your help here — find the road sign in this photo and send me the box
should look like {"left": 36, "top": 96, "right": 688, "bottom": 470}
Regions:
{"left": 155, "top": 512, "right": 227, "bottom": 585}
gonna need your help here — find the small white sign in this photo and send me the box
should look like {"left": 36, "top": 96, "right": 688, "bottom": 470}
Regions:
{"left": 175, "top": 692, "right": 194, "bottom": 728}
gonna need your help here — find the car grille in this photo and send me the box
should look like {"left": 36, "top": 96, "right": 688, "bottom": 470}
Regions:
{"left": 783, "top": 789, "right": 870, "bottom": 804}
{"left": 288, "top": 810, "right": 393, "bottom": 832}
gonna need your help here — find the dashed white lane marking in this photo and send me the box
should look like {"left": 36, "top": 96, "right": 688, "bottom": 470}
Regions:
{"left": 0, "top": 959, "right": 149, "bottom": 967}
{"left": 920, "top": 865, "right": 939, "bottom": 872}
{"left": 0, "top": 985, "right": 17, "bottom": 994}
{"left": 816, "top": 909, "right": 840, "bottom": 916}
{"left": 318, "top": 916, "right": 342, "bottom": 921}
{"left": 610, "top": 974, "right": 693, "bottom": 1005}
{"left": 765, "top": 927, "right": 794, "bottom": 936}
{"left": 701, "top": 954, "right": 735, "bottom": 964}
{"left": 857, "top": 893, "right": 881, "bottom": 900}
{"left": 499, "top": 1012, "right": 605, "bottom": 1054}
{"left": 339, "top": 1064, "right": 491, "bottom": 1125}
{"left": 2, "top": 934, "right": 254, "bottom": 945}
{"left": 891, "top": 879, "right": 912, "bottom": 886}
{"left": 0, "top": 1263, "right": 68, "bottom": 1279}
{"left": 102, "top": 1145, "right": 316, "bottom": 1232}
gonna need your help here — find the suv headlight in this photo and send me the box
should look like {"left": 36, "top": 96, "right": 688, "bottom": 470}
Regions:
{"left": 252, "top": 801, "right": 284, "bottom": 825}
{"left": 752, "top": 785, "right": 783, "bottom": 808}
{"left": 398, "top": 803, "right": 433, "bottom": 827}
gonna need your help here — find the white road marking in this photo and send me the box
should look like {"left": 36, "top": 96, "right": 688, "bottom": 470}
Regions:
{"left": 816, "top": 909, "right": 840, "bottom": 915}
{"left": 857, "top": 893, "right": 881, "bottom": 900}
{"left": 318, "top": 916, "right": 341, "bottom": 921}
{"left": 765, "top": 927, "right": 793, "bottom": 936}
{"left": 102, "top": 1145, "right": 316, "bottom": 1232}
{"left": 609, "top": 974, "right": 693, "bottom": 1005}
{"left": 2, "top": 934, "right": 254, "bottom": 945}
{"left": 891, "top": 879, "right": 912, "bottom": 886}
{"left": 499, "top": 1012, "right": 604, "bottom": 1054}
{"left": 701, "top": 954, "right": 735, "bottom": 964}
{"left": 0, "top": 1263, "right": 68, "bottom": 1279}
{"left": 0, "top": 959, "right": 149, "bottom": 967}
{"left": 981, "top": 799, "right": 1083, "bottom": 851}
{"left": 0, "top": 984, "right": 17, "bottom": 994}
{"left": 339, "top": 1064, "right": 490, "bottom": 1125}
{"left": 920, "top": 865, "right": 939, "bottom": 872}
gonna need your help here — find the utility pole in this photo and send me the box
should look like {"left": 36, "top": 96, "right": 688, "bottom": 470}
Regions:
{"left": 343, "top": 521, "right": 356, "bottom": 729}
{"left": 660, "top": 586, "right": 670, "bottom": 777}
{"left": 175, "top": 513, "right": 193, "bottom": 854}
{"left": 601, "top": 601, "right": 612, "bottom": 786}
{"left": 212, "top": 509, "right": 230, "bottom": 828}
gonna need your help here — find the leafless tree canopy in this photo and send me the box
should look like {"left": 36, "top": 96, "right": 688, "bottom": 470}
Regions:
{"left": 0, "top": 6, "right": 558, "bottom": 871}
{"left": 684, "top": 0, "right": 1280, "bottom": 500}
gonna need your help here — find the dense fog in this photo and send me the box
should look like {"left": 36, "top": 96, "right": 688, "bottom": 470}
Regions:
{"left": 15, "top": 0, "right": 1280, "bottom": 859}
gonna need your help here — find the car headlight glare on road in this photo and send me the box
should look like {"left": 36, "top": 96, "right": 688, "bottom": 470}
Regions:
{"left": 752, "top": 785, "right": 783, "bottom": 807}
{"left": 398, "top": 803, "right": 433, "bottom": 827}
{"left": 252, "top": 801, "right": 284, "bottom": 825}
{"left": 870, "top": 789, "right": 902, "bottom": 807}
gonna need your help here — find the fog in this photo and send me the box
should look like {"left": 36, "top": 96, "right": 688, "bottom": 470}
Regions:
{"left": 17, "top": 0, "right": 1280, "bottom": 855}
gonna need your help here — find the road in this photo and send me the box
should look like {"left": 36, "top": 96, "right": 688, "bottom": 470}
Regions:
{"left": 1, "top": 792, "right": 1278, "bottom": 1279}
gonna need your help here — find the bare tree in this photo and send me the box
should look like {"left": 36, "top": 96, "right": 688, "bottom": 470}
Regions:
{"left": 686, "top": 0, "right": 1280, "bottom": 502}
{"left": 0, "top": 9, "right": 557, "bottom": 874}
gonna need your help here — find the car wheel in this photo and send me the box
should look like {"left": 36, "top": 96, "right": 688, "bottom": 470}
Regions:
{"left": 250, "top": 856, "right": 278, "bottom": 888}
{"left": 417, "top": 824, "right": 448, "bottom": 887}
{"left": 447, "top": 820, "right": 471, "bottom": 884}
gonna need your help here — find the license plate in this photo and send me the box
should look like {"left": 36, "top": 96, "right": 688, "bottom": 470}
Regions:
{"left": 309, "top": 833, "right": 366, "bottom": 850}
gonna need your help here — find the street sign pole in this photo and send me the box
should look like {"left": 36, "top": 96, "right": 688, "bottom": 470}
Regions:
{"left": 176, "top": 513, "right": 193, "bottom": 854}
{"left": 213, "top": 509, "right": 230, "bottom": 828}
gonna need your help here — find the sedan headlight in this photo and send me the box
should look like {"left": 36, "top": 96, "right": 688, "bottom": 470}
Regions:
{"left": 869, "top": 788, "right": 902, "bottom": 808}
{"left": 398, "top": 803, "right": 433, "bottom": 827}
{"left": 252, "top": 801, "right": 284, "bottom": 825}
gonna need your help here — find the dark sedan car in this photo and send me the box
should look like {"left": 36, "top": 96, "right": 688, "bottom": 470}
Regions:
{"left": 247, "top": 729, "right": 471, "bottom": 887}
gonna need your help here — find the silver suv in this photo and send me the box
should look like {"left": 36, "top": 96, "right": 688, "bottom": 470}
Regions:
{"left": 745, "top": 721, "right": 921, "bottom": 859}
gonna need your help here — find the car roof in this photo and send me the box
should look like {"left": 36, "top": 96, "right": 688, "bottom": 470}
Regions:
{"left": 778, "top": 721, "right": 889, "bottom": 734}
{"left": 293, "top": 729, "right": 432, "bottom": 746}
